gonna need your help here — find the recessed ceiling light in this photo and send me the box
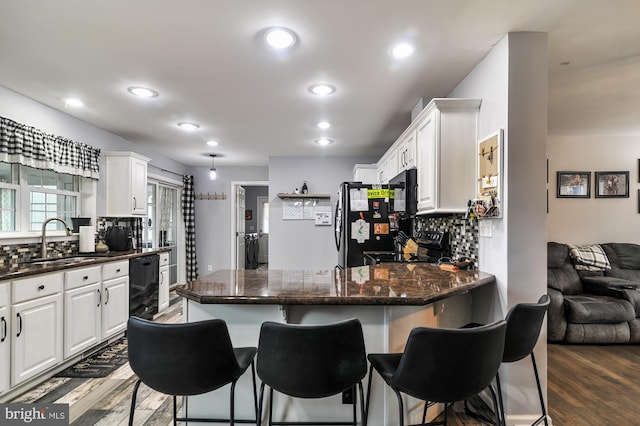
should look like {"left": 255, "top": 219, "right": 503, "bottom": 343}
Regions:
{"left": 264, "top": 27, "right": 298, "bottom": 49}
{"left": 64, "top": 98, "right": 83, "bottom": 108}
{"left": 206, "top": 140, "right": 219, "bottom": 146}
{"left": 391, "top": 43, "right": 415, "bottom": 59}
{"left": 315, "top": 138, "right": 333, "bottom": 146}
{"left": 317, "top": 121, "right": 331, "bottom": 129}
{"left": 309, "top": 84, "right": 336, "bottom": 96}
{"left": 178, "top": 122, "right": 200, "bottom": 131}
{"left": 128, "top": 86, "right": 158, "bottom": 98}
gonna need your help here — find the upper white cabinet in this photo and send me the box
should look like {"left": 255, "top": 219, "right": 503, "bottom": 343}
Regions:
{"left": 395, "top": 130, "right": 416, "bottom": 172}
{"left": 376, "top": 148, "right": 398, "bottom": 184}
{"left": 415, "top": 98, "right": 481, "bottom": 214}
{"left": 0, "top": 282, "right": 9, "bottom": 395}
{"left": 352, "top": 164, "right": 377, "bottom": 184}
{"left": 105, "top": 151, "right": 150, "bottom": 216}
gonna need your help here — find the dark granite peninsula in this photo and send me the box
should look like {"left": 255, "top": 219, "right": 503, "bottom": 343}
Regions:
{"left": 178, "top": 263, "right": 495, "bottom": 425}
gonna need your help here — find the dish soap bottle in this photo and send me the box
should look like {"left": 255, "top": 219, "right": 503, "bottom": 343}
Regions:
{"left": 301, "top": 181, "right": 308, "bottom": 194}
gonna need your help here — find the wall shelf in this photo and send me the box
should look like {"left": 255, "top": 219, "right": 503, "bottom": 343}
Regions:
{"left": 277, "top": 193, "right": 331, "bottom": 199}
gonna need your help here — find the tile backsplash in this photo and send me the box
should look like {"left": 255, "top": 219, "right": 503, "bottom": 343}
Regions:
{"left": 414, "top": 213, "right": 479, "bottom": 262}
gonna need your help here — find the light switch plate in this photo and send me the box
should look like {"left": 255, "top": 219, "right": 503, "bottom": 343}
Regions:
{"left": 479, "top": 220, "right": 493, "bottom": 237}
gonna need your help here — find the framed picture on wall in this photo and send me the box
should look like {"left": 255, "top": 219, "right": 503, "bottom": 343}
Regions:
{"left": 595, "top": 171, "right": 629, "bottom": 198}
{"left": 557, "top": 171, "right": 590, "bottom": 198}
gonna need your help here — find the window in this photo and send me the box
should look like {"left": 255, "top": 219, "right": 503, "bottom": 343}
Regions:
{"left": 0, "top": 162, "right": 80, "bottom": 234}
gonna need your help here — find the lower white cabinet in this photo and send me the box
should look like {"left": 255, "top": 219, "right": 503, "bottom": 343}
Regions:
{"left": 11, "top": 273, "right": 63, "bottom": 387}
{"left": 158, "top": 253, "right": 170, "bottom": 313}
{"left": 0, "top": 282, "right": 10, "bottom": 395}
{"left": 64, "top": 266, "right": 102, "bottom": 358}
{"left": 101, "top": 261, "right": 129, "bottom": 339}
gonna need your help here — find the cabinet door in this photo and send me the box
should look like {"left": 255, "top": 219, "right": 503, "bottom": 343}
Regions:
{"left": 131, "top": 156, "right": 147, "bottom": 215}
{"left": 0, "top": 283, "right": 9, "bottom": 395}
{"left": 64, "top": 283, "right": 101, "bottom": 358}
{"left": 102, "top": 277, "right": 129, "bottom": 339}
{"left": 11, "top": 293, "right": 63, "bottom": 386}
{"left": 396, "top": 131, "right": 416, "bottom": 172}
{"left": 158, "top": 266, "right": 170, "bottom": 313}
{"left": 416, "top": 111, "right": 437, "bottom": 211}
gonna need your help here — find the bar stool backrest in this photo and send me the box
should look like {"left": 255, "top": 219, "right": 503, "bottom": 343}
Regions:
{"left": 127, "top": 316, "right": 243, "bottom": 396}
{"left": 503, "top": 295, "right": 550, "bottom": 363}
{"left": 389, "top": 320, "right": 507, "bottom": 403}
{"left": 257, "top": 318, "right": 367, "bottom": 398}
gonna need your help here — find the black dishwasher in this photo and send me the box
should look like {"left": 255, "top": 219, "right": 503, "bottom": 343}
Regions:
{"left": 129, "top": 254, "right": 159, "bottom": 320}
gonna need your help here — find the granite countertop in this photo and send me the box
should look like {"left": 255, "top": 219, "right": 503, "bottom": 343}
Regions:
{"left": 0, "top": 248, "right": 170, "bottom": 280}
{"left": 177, "top": 264, "right": 495, "bottom": 306}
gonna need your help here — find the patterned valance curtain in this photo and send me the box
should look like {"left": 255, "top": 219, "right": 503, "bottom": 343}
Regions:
{"left": 0, "top": 116, "right": 100, "bottom": 179}
{"left": 182, "top": 175, "right": 198, "bottom": 281}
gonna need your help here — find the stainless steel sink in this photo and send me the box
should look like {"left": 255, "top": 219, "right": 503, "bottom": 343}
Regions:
{"left": 24, "top": 256, "right": 97, "bottom": 266}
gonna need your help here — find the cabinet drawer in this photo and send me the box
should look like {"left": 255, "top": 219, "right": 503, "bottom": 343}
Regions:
{"left": 12, "top": 273, "right": 63, "bottom": 304}
{"left": 159, "top": 252, "right": 170, "bottom": 267}
{"left": 102, "top": 261, "right": 129, "bottom": 281}
{"left": 0, "top": 281, "right": 8, "bottom": 306}
{"left": 65, "top": 266, "right": 101, "bottom": 291}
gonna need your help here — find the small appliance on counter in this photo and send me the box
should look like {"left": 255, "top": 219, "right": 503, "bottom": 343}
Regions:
{"left": 105, "top": 225, "right": 133, "bottom": 251}
{"left": 415, "top": 231, "right": 451, "bottom": 262}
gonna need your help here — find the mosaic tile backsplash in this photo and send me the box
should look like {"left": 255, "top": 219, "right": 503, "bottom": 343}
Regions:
{"left": 414, "top": 213, "right": 479, "bottom": 263}
{"left": 0, "top": 216, "right": 143, "bottom": 267}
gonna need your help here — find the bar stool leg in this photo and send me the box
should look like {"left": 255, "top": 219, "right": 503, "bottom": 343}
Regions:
{"left": 128, "top": 379, "right": 142, "bottom": 426}
{"left": 365, "top": 364, "right": 374, "bottom": 421}
{"left": 393, "top": 389, "right": 405, "bottom": 426}
{"left": 531, "top": 353, "right": 549, "bottom": 426}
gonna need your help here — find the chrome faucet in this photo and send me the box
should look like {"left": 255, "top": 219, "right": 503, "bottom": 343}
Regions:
{"left": 41, "top": 217, "right": 72, "bottom": 259}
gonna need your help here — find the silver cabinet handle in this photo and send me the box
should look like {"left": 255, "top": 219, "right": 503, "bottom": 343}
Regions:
{"left": 97, "top": 289, "right": 101, "bottom": 307}
{"left": 1, "top": 316, "right": 6, "bottom": 342}
{"left": 104, "top": 288, "right": 110, "bottom": 305}
{"left": 16, "top": 313, "right": 22, "bottom": 337}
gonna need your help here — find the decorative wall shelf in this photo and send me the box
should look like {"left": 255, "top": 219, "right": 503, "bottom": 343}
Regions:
{"left": 195, "top": 192, "right": 227, "bottom": 200}
{"left": 277, "top": 193, "right": 331, "bottom": 199}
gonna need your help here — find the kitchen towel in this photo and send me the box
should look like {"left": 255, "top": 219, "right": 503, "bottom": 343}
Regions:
{"left": 79, "top": 225, "right": 95, "bottom": 253}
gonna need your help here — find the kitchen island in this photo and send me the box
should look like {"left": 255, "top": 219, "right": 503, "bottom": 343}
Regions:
{"left": 177, "top": 264, "right": 495, "bottom": 426}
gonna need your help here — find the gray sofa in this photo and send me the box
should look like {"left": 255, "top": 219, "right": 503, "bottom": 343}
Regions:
{"left": 547, "top": 242, "right": 639, "bottom": 344}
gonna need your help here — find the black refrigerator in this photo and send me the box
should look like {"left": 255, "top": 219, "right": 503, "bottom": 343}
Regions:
{"left": 335, "top": 181, "right": 405, "bottom": 268}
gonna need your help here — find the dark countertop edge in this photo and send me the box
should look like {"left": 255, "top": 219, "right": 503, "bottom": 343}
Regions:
{"left": 175, "top": 276, "right": 494, "bottom": 306}
{"left": 0, "top": 248, "right": 171, "bottom": 280}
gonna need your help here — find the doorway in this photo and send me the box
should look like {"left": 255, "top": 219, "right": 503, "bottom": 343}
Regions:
{"left": 230, "top": 181, "right": 268, "bottom": 270}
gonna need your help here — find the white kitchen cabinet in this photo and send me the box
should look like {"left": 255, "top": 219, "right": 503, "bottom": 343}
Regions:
{"left": 11, "top": 273, "right": 63, "bottom": 387}
{"left": 105, "top": 151, "right": 150, "bottom": 216}
{"left": 352, "top": 163, "right": 377, "bottom": 184}
{"left": 101, "top": 261, "right": 129, "bottom": 339}
{"left": 376, "top": 148, "right": 398, "bottom": 184}
{"left": 0, "top": 282, "right": 10, "bottom": 395}
{"left": 158, "top": 253, "right": 170, "bottom": 313}
{"left": 63, "top": 266, "right": 102, "bottom": 358}
{"left": 415, "top": 98, "right": 481, "bottom": 214}
{"left": 395, "top": 129, "right": 416, "bottom": 172}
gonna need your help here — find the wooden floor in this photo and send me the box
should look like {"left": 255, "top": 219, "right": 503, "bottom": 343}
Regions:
{"left": 10, "top": 292, "right": 640, "bottom": 425}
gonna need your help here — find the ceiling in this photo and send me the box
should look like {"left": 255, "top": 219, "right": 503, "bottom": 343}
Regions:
{"left": 1, "top": 0, "right": 640, "bottom": 167}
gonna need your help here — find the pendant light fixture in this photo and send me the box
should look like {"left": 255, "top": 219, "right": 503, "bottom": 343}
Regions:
{"left": 209, "top": 154, "right": 217, "bottom": 180}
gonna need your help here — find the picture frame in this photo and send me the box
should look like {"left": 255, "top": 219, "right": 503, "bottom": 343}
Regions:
{"left": 595, "top": 171, "right": 629, "bottom": 198}
{"left": 245, "top": 209, "right": 252, "bottom": 220}
{"left": 557, "top": 171, "right": 590, "bottom": 198}
{"left": 475, "top": 129, "right": 503, "bottom": 218}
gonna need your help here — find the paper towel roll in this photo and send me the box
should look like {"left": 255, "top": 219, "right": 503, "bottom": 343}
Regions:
{"left": 79, "top": 226, "right": 95, "bottom": 253}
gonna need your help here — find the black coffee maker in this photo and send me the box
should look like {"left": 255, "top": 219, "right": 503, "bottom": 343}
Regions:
{"left": 105, "top": 226, "right": 133, "bottom": 251}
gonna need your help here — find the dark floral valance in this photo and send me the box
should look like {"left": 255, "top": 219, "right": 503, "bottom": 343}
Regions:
{"left": 0, "top": 116, "right": 100, "bottom": 179}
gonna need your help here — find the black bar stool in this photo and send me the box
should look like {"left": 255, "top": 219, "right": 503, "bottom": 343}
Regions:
{"left": 127, "top": 316, "right": 258, "bottom": 425}
{"left": 256, "top": 318, "right": 368, "bottom": 426}
{"left": 464, "top": 294, "right": 551, "bottom": 426}
{"left": 366, "top": 320, "right": 507, "bottom": 426}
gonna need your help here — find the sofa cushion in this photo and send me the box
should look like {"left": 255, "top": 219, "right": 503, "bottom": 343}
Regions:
{"left": 548, "top": 242, "right": 583, "bottom": 295}
{"left": 564, "top": 295, "right": 635, "bottom": 323}
{"left": 565, "top": 322, "right": 630, "bottom": 344}
{"left": 568, "top": 244, "right": 611, "bottom": 271}
{"left": 602, "top": 243, "right": 640, "bottom": 283}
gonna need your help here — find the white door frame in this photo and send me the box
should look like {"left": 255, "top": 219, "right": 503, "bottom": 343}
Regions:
{"left": 230, "top": 180, "right": 268, "bottom": 270}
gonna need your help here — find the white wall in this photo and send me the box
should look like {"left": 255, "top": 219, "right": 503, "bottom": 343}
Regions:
{"left": 449, "top": 33, "right": 549, "bottom": 423}
{"left": 269, "top": 156, "right": 377, "bottom": 270}
{"left": 548, "top": 135, "right": 640, "bottom": 243}
{"left": 192, "top": 166, "right": 268, "bottom": 272}
{"left": 0, "top": 86, "right": 190, "bottom": 215}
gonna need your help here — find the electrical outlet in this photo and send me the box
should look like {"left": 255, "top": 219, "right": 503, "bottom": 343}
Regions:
{"left": 342, "top": 388, "right": 354, "bottom": 404}
{"left": 207, "top": 264, "right": 213, "bottom": 272}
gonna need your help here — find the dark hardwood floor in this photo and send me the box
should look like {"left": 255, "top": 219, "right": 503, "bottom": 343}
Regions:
{"left": 11, "top": 291, "right": 640, "bottom": 425}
